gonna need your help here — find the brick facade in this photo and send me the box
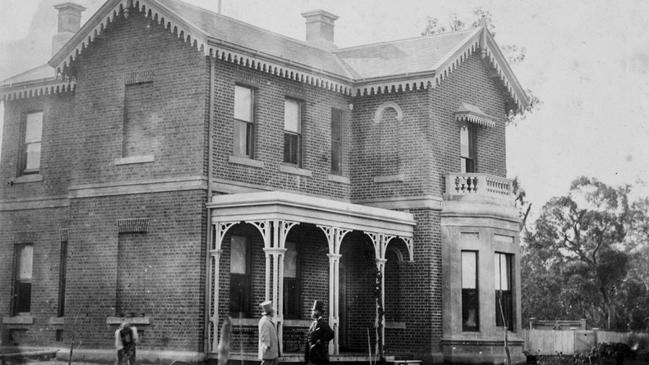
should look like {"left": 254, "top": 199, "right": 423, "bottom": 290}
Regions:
{"left": 1, "top": 3, "right": 525, "bottom": 364}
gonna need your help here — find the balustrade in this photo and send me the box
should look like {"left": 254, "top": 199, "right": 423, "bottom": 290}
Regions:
{"left": 446, "top": 173, "right": 513, "bottom": 198}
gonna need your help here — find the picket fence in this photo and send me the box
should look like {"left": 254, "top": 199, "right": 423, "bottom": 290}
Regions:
{"left": 523, "top": 329, "right": 648, "bottom": 355}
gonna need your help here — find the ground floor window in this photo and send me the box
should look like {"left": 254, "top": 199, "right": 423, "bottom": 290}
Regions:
{"left": 461, "top": 250, "right": 479, "bottom": 331}
{"left": 230, "top": 235, "right": 251, "bottom": 317}
{"left": 13, "top": 244, "right": 33, "bottom": 315}
{"left": 283, "top": 241, "right": 300, "bottom": 318}
{"left": 495, "top": 252, "right": 513, "bottom": 330}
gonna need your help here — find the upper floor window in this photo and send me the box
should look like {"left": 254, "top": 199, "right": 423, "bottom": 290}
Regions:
{"left": 20, "top": 112, "right": 43, "bottom": 175}
{"left": 331, "top": 108, "right": 343, "bottom": 174}
{"left": 233, "top": 85, "right": 255, "bottom": 158}
{"left": 123, "top": 82, "right": 154, "bottom": 157}
{"left": 495, "top": 252, "right": 513, "bottom": 330}
{"left": 12, "top": 244, "right": 33, "bottom": 315}
{"left": 283, "top": 98, "right": 302, "bottom": 165}
{"left": 460, "top": 125, "right": 476, "bottom": 173}
{"left": 461, "top": 250, "right": 479, "bottom": 332}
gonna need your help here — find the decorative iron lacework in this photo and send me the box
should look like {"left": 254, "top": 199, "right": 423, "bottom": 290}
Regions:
{"left": 454, "top": 102, "right": 498, "bottom": 128}
{"left": 118, "top": 218, "right": 149, "bottom": 233}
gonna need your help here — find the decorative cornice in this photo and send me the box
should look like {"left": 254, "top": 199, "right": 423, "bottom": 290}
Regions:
{"left": 0, "top": 81, "right": 76, "bottom": 102}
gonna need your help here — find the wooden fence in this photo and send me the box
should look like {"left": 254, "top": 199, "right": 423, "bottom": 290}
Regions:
{"left": 523, "top": 329, "right": 648, "bottom": 355}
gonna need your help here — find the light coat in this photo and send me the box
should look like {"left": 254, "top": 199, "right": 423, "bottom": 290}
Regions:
{"left": 258, "top": 314, "right": 280, "bottom": 360}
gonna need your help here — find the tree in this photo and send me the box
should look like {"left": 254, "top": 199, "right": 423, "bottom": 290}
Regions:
{"left": 523, "top": 177, "right": 649, "bottom": 330}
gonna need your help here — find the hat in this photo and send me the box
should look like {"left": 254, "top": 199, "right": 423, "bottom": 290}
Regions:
{"left": 311, "top": 300, "right": 325, "bottom": 313}
{"left": 260, "top": 300, "right": 274, "bottom": 312}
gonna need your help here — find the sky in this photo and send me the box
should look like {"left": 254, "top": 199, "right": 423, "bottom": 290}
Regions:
{"left": 1, "top": 0, "right": 648, "bottom": 217}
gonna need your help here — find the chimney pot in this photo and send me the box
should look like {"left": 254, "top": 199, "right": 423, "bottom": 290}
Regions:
{"left": 52, "top": 2, "right": 86, "bottom": 56}
{"left": 301, "top": 10, "right": 338, "bottom": 50}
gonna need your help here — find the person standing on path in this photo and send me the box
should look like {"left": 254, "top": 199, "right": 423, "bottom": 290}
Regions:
{"left": 258, "top": 300, "right": 281, "bottom": 365}
{"left": 305, "top": 300, "right": 334, "bottom": 365}
{"left": 115, "top": 321, "right": 138, "bottom": 365}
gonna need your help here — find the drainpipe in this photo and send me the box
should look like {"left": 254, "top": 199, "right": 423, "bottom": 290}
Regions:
{"left": 204, "top": 54, "right": 216, "bottom": 355}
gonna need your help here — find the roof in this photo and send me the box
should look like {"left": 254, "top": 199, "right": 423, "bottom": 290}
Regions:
{"left": 2, "top": 0, "right": 529, "bottom": 110}
{"left": 335, "top": 30, "right": 474, "bottom": 80}
{"left": 2, "top": 64, "right": 56, "bottom": 87}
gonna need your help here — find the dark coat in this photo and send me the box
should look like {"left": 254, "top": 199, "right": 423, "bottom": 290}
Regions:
{"left": 305, "top": 317, "right": 334, "bottom": 364}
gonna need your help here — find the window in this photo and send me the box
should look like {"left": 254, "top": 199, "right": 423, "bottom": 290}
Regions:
{"left": 57, "top": 240, "right": 68, "bottom": 317}
{"left": 20, "top": 112, "right": 43, "bottom": 175}
{"left": 461, "top": 251, "right": 479, "bottom": 331}
{"left": 233, "top": 85, "right": 255, "bottom": 157}
{"left": 284, "top": 99, "right": 302, "bottom": 165}
{"left": 495, "top": 253, "right": 513, "bottom": 330}
{"left": 283, "top": 241, "right": 300, "bottom": 318}
{"left": 123, "top": 82, "right": 154, "bottom": 157}
{"left": 460, "top": 125, "right": 476, "bottom": 173}
{"left": 331, "top": 108, "right": 343, "bottom": 174}
{"left": 230, "top": 236, "right": 251, "bottom": 317}
{"left": 12, "top": 244, "right": 33, "bottom": 315}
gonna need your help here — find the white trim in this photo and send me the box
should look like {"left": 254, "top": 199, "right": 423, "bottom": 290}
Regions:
{"left": 228, "top": 155, "right": 264, "bottom": 168}
{"left": 106, "top": 316, "right": 151, "bottom": 325}
{"left": 326, "top": 174, "right": 350, "bottom": 184}
{"left": 68, "top": 176, "right": 207, "bottom": 198}
{"left": 208, "top": 191, "right": 415, "bottom": 238}
{"left": 48, "top": 317, "right": 65, "bottom": 325}
{"left": 13, "top": 174, "right": 44, "bottom": 184}
{"left": 278, "top": 164, "right": 313, "bottom": 177}
{"left": 354, "top": 195, "right": 444, "bottom": 210}
{"left": 3, "top": 315, "right": 34, "bottom": 325}
{"left": 0, "top": 196, "right": 69, "bottom": 211}
{"left": 114, "top": 154, "right": 155, "bottom": 165}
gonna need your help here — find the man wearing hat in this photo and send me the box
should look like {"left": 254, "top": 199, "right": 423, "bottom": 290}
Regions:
{"left": 258, "top": 300, "right": 280, "bottom": 365}
{"left": 305, "top": 300, "right": 334, "bottom": 365}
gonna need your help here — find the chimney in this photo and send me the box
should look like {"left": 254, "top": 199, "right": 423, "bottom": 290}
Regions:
{"left": 52, "top": 2, "right": 86, "bottom": 56}
{"left": 301, "top": 10, "right": 338, "bottom": 50}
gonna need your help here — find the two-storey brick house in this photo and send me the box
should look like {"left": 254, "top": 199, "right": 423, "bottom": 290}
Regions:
{"left": 0, "top": 0, "right": 529, "bottom": 364}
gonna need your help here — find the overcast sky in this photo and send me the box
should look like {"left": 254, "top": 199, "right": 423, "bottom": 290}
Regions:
{"left": 1, "top": 0, "right": 648, "bottom": 217}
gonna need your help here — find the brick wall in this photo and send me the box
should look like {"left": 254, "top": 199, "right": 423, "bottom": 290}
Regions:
{"left": 430, "top": 53, "right": 508, "bottom": 195}
{"left": 350, "top": 90, "right": 434, "bottom": 201}
{"left": 68, "top": 10, "right": 208, "bottom": 185}
{"left": 64, "top": 190, "right": 206, "bottom": 351}
{"left": 210, "top": 59, "right": 353, "bottom": 200}
{"left": 0, "top": 207, "right": 69, "bottom": 346}
{"left": 0, "top": 93, "right": 75, "bottom": 198}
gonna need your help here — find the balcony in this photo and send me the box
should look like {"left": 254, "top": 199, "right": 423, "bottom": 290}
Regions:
{"left": 443, "top": 173, "right": 518, "bottom": 222}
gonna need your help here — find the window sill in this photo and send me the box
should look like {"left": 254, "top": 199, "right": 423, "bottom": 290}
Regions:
{"left": 49, "top": 317, "right": 65, "bottom": 325}
{"left": 327, "top": 174, "right": 350, "bottom": 184}
{"left": 14, "top": 174, "right": 43, "bottom": 184}
{"left": 373, "top": 174, "right": 405, "bottom": 183}
{"left": 283, "top": 319, "right": 311, "bottom": 328}
{"left": 3, "top": 315, "right": 34, "bottom": 325}
{"left": 114, "top": 155, "right": 155, "bottom": 166}
{"left": 106, "top": 316, "right": 151, "bottom": 326}
{"left": 385, "top": 321, "right": 407, "bottom": 329}
{"left": 228, "top": 155, "right": 264, "bottom": 168}
{"left": 279, "top": 164, "right": 312, "bottom": 177}
{"left": 231, "top": 317, "right": 258, "bottom": 326}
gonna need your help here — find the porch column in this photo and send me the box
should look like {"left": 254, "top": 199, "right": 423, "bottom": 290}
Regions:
{"left": 209, "top": 248, "right": 222, "bottom": 352}
{"left": 327, "top": 253, "right": 342, "bottom": 354}
{"left": 375, "top": 257, "right": 387, "bottom": 359}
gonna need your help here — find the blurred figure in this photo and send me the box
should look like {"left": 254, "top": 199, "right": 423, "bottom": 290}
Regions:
{"left": 115, "top": 321, "right": 138, "bottom": 365}
{"left": 217, "top": 316, "right": 233, "bottom": 365}
{"left": 258, "top": 300, "right": 280, "bottom": 365}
